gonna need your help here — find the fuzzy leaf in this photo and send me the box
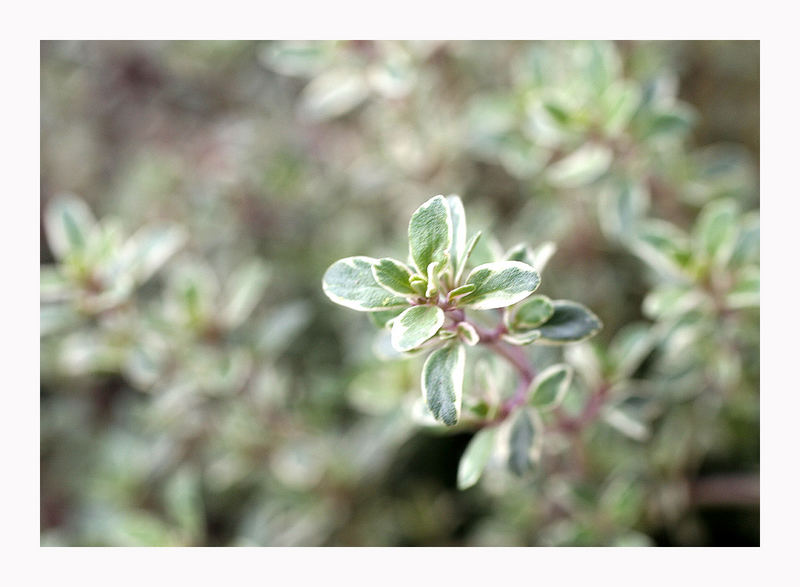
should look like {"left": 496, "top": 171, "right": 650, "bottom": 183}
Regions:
{"left": 529, "top": 364, "right": 573, "bottom": 410}
{"left": 535, "top": 300, "right": 602, "bottom": 344}
{"left": 457, "top": 428, "right": 497, "bottom": 490}
{"left": 545, "top": 144, "right": 613, "bottom": 188}
{"left": 459, "top": 261, "right": 540, "bottom": 310}
{"left": 322, "top": 256, "right": 409, "bottom": 312}
{"left": 408, "top": 195, "right": 453, "bottom": 275}
{"left": 391, "top": 305, "right": 445, "bottom": 352}
{"left": 422, "top": 342, "right": 465, "bottom": 426}
{"left": 372, "top": 258, "right": 417, "bottom": 296}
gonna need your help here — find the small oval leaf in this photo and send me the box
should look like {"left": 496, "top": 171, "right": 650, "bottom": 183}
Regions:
{"left": 322, "top": 256, "right": 409, "bottom": 312}
{"left": 459, "top": 261, "right": 541, "bottom": 310}
{"left": 457, "top": 427, "right": 497, "bottom": 490}
{"left": 422, "top": 342, "right": 465, "bottom": 426}
{"left": 534, "top": 300, "right": 602, "bottom": 344}
{"left": 529, "top": 363, "right": 573, "bottom": 410}
{"left": 408, "top": 195, "right": 453, "bottom": 275}
{"left": 391, "top": 305, "right": 445, "bottom": 352}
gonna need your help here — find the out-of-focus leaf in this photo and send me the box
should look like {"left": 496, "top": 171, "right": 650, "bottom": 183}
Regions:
{"left": 446, "top": 195, "right": 467, "bottom": 277}
{"left": 457, "top": 427, "right": 497, "bottom": 490}
{"left": 726, "top": 266, "right": 759, "bottom": 309}
{"left": 693, "top": 198, "right": 739, "bottom": 266}
{"left": 546, "top": 144, "right": 613, "bottom": 188}
{"left": 220, "top": 259, "right": 271, "bottom": 329}
{"left": 534, "top": 300, "right": 602, "bottom": 344}
{"left": 120, "top": 224, "right": 187, "bottom": 285}
{"left": 456, "top": 322, "right": 480, "bottom": 346}
{"left": 529, "top": 363, "right": 573, "bottom": 410}
{"left": 299, "top": 69, "right": 370, "bottom": 121}
{"left": 598, "top": 179, "right": 650, "bottom": 242}
{"left": 507, "top": 407, "right": 542, "bottom": 476}
{"left": 44, "top": 193, "right": 97, "bottom": 260}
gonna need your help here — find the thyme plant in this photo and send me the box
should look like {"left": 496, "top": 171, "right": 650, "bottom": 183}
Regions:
{"left": 323, "top": 194, "right": 601, "bottom": 487}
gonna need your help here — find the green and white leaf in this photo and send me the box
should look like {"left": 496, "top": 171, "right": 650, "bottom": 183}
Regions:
{"left": 322, "top": 256, "right": 409, "bottom": 312}
{"left": 726, "top": 266, "right": 759, "bottom": 309}
{"left": 421, "top": 342, "right": 465, "bottom": 426}
{"left": 390, "top": 305, "right": 445, "bottom": 352}
{"left": 455, "top": 231, "right": 482, "bottom": 284}
{"left": 507, "top": 294, "right": 554, "bottom": 330}
{"left": 372, "top": 258, "right": 417, "bottom": 296}
{"left": 529, "top": 363, "right": 573, "bottom": 410}
{"left": 506, "top": 408, "right": 543, "bottom": 476}
{"left": 408, "top": 195, "right": 453, "bottom": 275}
{"left": 456, "top": 322, "right": 480, "bottom": 346}
{"left": 44, "top": 193, "right": 97, "bottom": 260}
{"left": 369, "top": 307, "right": 406, "bottom": 330}
{"left": 119, "top": 224, "right": 187, "bottom": 285}
{"left": 457, "top": 427, "right": 497, "bottom": 490}
{"left": 545, "top": 143, "right": 613, "bottom": 189}
{"left": 447, "top": 195, "right": 467, "bottom": 276}
{"left": 220, "top": 259, "right": 272, "bottom": 329}
{"left": 693, "top": 198, "right": 739, "bottom": 266}
{"left": 530, "top": 241, "right": 557, "bottom": 273}
{"left": 534, "top": 300, "right": 602, "bottom": 344}
{"left": 501, "top": 330, "right": 542, "bottom": 346}
{"left": 459, "top": 261, "right": 541, "bottom": 310}
{"left": 299, "top": 69, "right": 370, "bottom": 121}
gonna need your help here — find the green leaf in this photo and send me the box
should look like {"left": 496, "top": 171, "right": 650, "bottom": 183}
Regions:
{"left": 120, "top": 224, "right": 187, "bottom": 285}
{"left": 459, "top": 261, "right": 541, "bottom": 310}
{"left": 508, "top": 294, "right": 554, "bottom": 330}
{"left": 391, "top": 305, "right": 445, "bottom": 352}
{"left": 530, "top": 241, "right": 556, "bottom": 273}
{"left": 598, "top": 179, "right": 650, "bottom": 242}
{"left": 456, "top": 322, "right": 480, "bottom": 346}
{"left": 507, "top": 408, "right": 542, "bottom": 476}
{"left": 457, "top": 428, "right": 497, "bottom": 490}
{"left": 505, "top": 242, "right": 535, "bottom": 266}
{"left": 372, "top": 258, "right": 417, "bottom": 296}
{"left": 322, "top": 256, "right": 409, "bottom": 312}
{"left": 535, "top": 300, "right": 602, "bottom": 344}
{"left": 501, "top": 330, "right": 542, "bottom": 346}
{"left": 408, "top": 195, "right": 453, "bottom": 275}
{"left": 422, "top": 342, "right": 465, "bottom": 426}
{"left": 44, "top": 193, "right": 97, "bottom": 260}
{"left": 299, "top": 69, "right": 370, "bottom": 121}
{"left": 545, "top": 144, "right": 613, "bottom": 189}
{"left": 447, "top": 283, "right": 476, "bottom": 303}
{"left": 630, "top": 219, "right": 691, "bottom": 280}
{"left": 529, "top": 364, "right": 573, "bottom": 410}
{"left": 447, "top": 195, "right": 467, "bottom": 276}
{"left": 726, "top": 266, "right": 759, "bottom": 309}
{"left": 220, "top": 259, "right": 271, "bottom": 329}
{"left": 455, "top": 231, "right": 482, "bottom": 284}
{"left": 693, "top": 198, "right": 739, "bottom": 266}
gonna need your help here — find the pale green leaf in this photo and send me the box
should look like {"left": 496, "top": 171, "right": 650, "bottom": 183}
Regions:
{"left": 693, "top": 198, "right": 739, "bottom": 266}
{"left": 408, "top": 195, "right": 453, "bottom": 275}
{"left": 44, "top": 193, "right": 97, "bottom": 260}
{"left": 391, "top": 305, "right": 445, "bottom": 352}
{"left": 529, "top": 363, "right": 573, "bottom": 410}
{"left": 422, "top": 342, "right": 465, "bottom": 426}
{"left": 501, "top": 330, "right": 542, "bottom": 346}
{"left": 535, "top": 300, "right": 602, "bottom": 344}
{"left": 120, "top": 224, "right": 188, "bottom": 285}
{"left": 372, "top": 258, "right": 417, "bottom": 296}
{"left": 507, "top": 408, "right": 542, "bottom": 476}
{"left": 545, "top": 144, "right": 613, "bottom": 188}
{"left": 457, "top": 427, "right": 497, "bottom": 490}
{"left": 299, "top": 69, "right": 370, "bottom": 121}
{"left": 220, "top": 259, "right": 271, "bottom": 329}
{"left": 530, "top": 241, "right": 557, "bottom": 273}
{"left": 456, "top": 322, "right": 480, "bottom": 346}
{"left": 322, "top": 256, "right": 409, "bottom": 312}
{"left": 508, "top": 294, "right": 554, "bottom": 330}
{"left": 459, "top": 261, "right": 540, "bottom": 310}
{"left": 455, "top": 231, "right": 482, "bottom": 284}
{"left": 726, "top": 266, "right": 759, "bottom": 309}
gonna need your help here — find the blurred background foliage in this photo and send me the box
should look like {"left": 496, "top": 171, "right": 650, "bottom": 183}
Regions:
{"left": 40, "top": 40, "right": 759, "bottom": 546}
